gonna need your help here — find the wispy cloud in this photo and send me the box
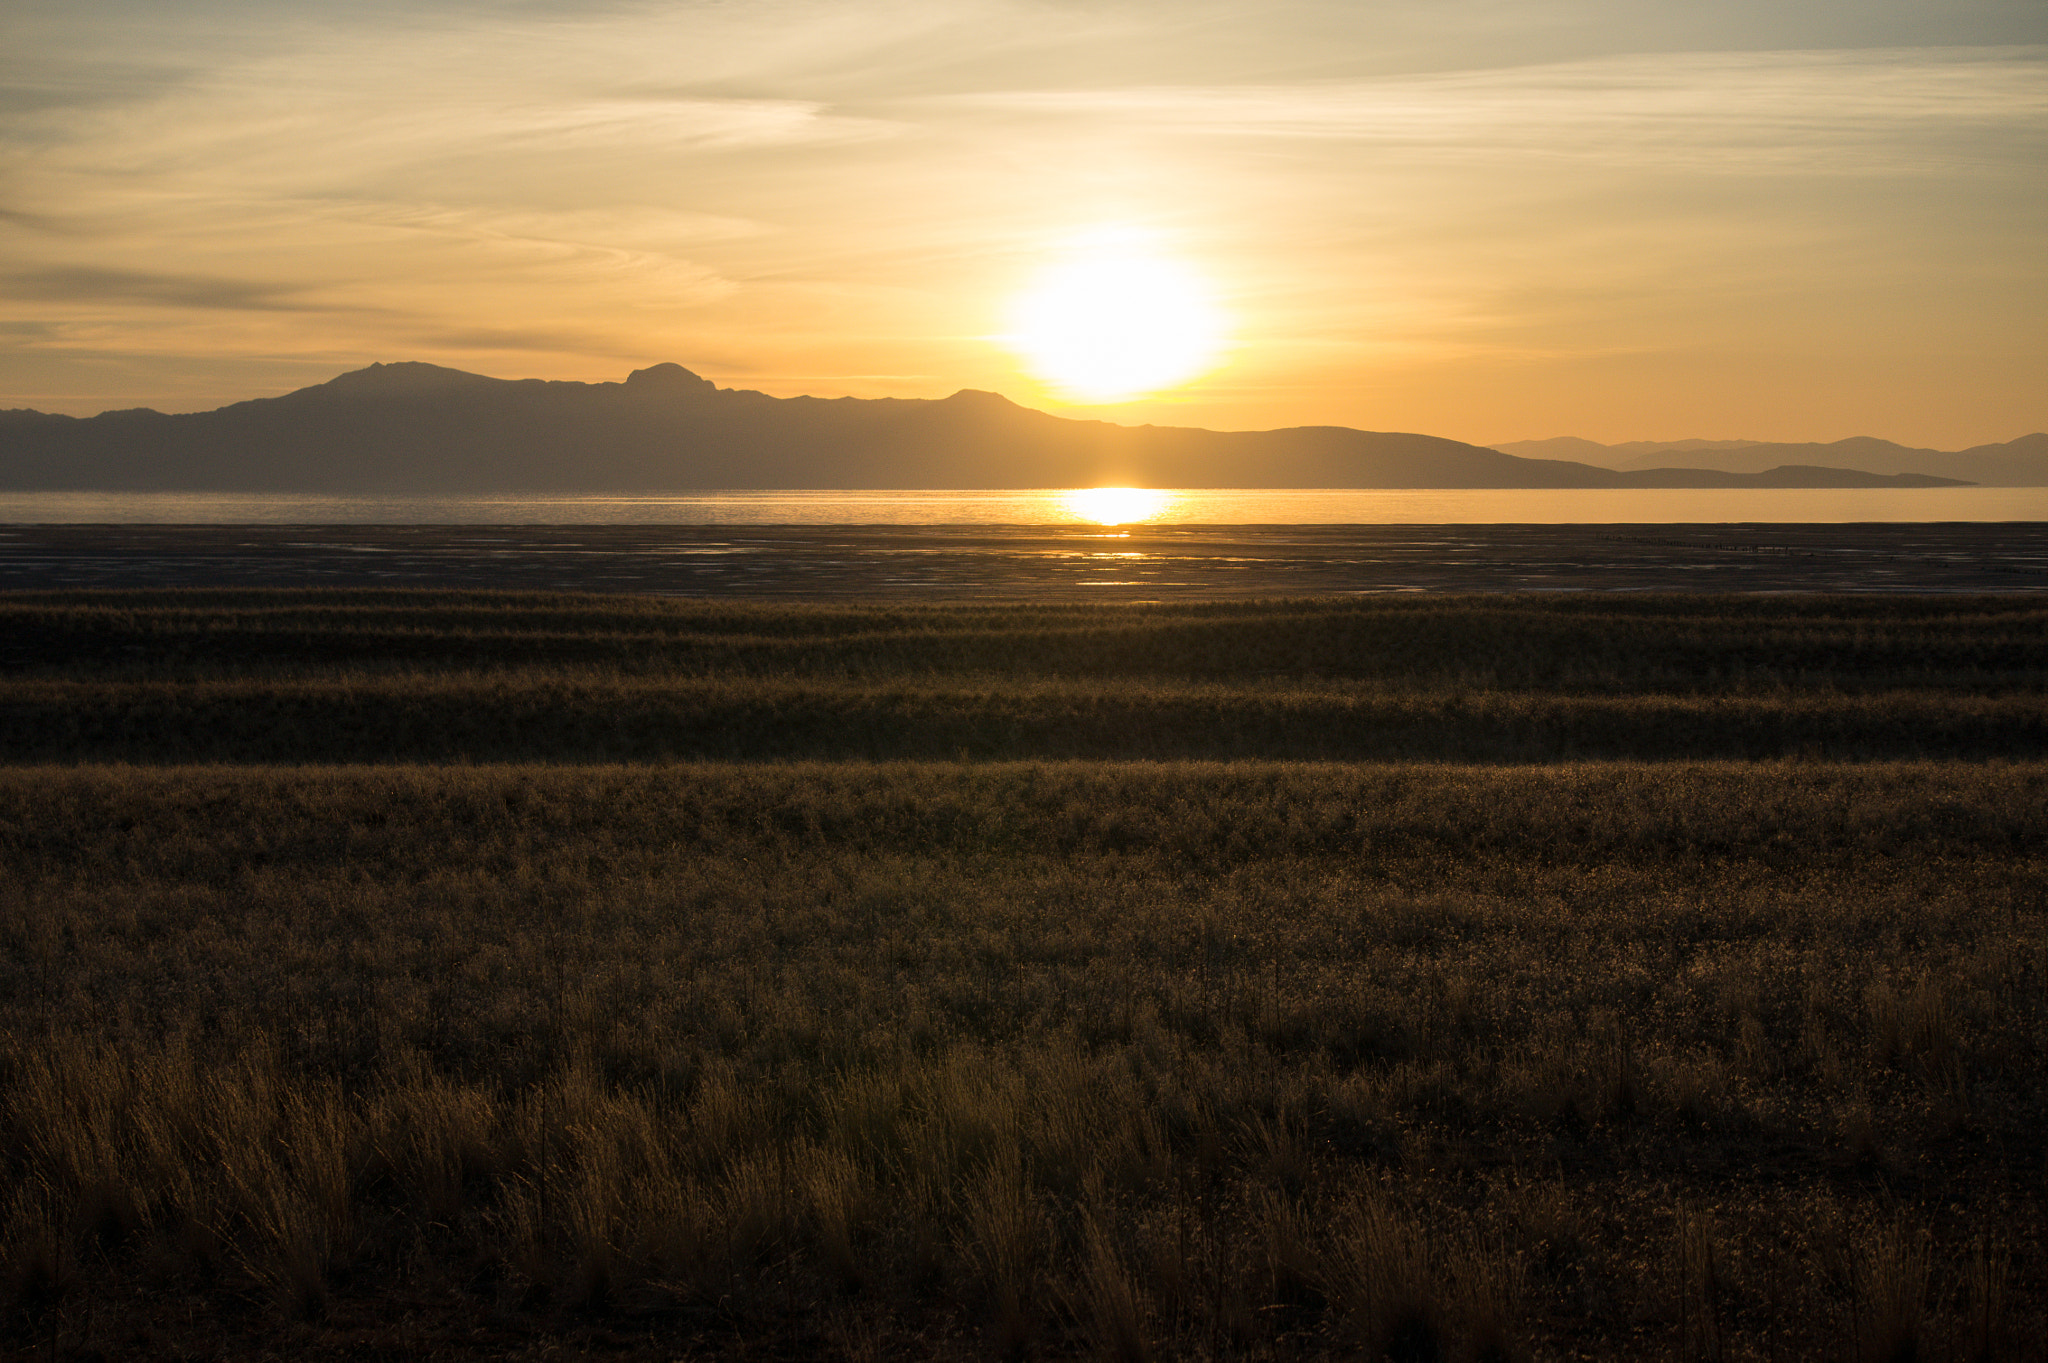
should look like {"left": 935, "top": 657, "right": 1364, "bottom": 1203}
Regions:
{"left": 938, "top": 47, "right": 2048, "bottom": 171}
{"left": 0, "top": 265, "right": 323, "bottom": 312}
{"left": 418, "top": 323, "right": 651, "bottom": 356}
{"left": 0, "top": 206, "right": 88, "bottom": 235}
{"left": 494, "top": 97, "right": 899, "bottom": 152}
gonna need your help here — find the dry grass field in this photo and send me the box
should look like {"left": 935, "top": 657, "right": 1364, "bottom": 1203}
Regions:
{"left": 1, "top": 591, "right": 2043, "bottom": 1360}
{"left": 1, "top": 591, "right": 2042, "bottom": 763}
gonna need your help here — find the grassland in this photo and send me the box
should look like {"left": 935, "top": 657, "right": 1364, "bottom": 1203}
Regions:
{"left": 1, "top": 591, "right": 2043, "bottom": 762}
{"left": 1, "top": 591, "right": 2043, "bottom": 1360}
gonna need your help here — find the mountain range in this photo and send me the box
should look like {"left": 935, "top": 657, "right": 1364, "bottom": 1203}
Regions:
{"left": 0, "top": 361, "right": 2027, "bottom": 492}
{"left": 1493, "top": 435, "right": 2048, "bottom": 487}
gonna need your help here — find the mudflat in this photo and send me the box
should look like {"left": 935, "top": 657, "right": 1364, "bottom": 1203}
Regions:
{"left": 1, "top": 520, "right": 2044, "bottom": 595}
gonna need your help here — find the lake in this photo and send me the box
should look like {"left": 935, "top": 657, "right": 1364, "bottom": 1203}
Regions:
{"left": 2, "top": 486, "right": 2046, "bottom": 526}
{"left": 4, "top": 520, "right": 2044, "bottom": 596}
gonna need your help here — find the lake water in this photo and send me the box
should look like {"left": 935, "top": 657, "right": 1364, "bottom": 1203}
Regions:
{"left": 2, "top": 487, "right": 2045, "bottom": 525}
{"left": 5, "top": 521, "right": 2045, "bottom": 596}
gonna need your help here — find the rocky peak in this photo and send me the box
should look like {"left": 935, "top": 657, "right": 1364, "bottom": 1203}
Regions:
{"left": 625, "top": 363, "right": 717, "bottom": 393}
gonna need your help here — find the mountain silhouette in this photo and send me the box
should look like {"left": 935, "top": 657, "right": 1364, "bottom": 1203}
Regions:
{"left": 1494, "top": 434, "right": 2046, "bottom": 486}
{"left": 0, "top": 362, "right": 1983, "bottom": 492}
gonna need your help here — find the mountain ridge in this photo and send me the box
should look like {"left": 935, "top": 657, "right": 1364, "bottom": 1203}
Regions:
{"left": 0, "top": 362, "right": 1994, "bottom": 491}
{"left": 1493, "top": 433, "right": 2048, "bottom": 486}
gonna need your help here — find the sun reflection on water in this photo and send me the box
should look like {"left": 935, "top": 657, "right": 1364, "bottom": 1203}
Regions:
{"left": 1060, "top": 487, "right": 1172, "bottom": 525}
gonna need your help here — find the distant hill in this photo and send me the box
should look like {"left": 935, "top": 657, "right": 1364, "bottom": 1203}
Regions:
{"left": 1494, "top": 434, "right": 2047, "bottom": 486}
{"left": 1494, "top": 437, "right": 1769, "bottom": 463}
{"left": 0, "top": 362, "right": 1983, "bottom": 491}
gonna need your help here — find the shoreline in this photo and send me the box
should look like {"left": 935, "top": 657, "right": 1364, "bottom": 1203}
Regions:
{"left": 2, "top": 521, "right": 2044, "bottom": 596}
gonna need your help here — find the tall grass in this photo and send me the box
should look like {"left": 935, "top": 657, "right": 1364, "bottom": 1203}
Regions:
{"left": 2, "top": 761, "right": 2042, "bottom": 1357}
{"left": 1, "top": 590, "right": 2043, "bottom": 762}
{"left": 4, "top": 588, "right": 2041, "bottom": 1355}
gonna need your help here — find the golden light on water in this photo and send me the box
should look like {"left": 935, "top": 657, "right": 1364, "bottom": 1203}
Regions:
{"left": 1004, "top": 230, "right": 1227, "bottom": 404}
{"left": 1061, "top": 486, "right": 1172, "bottom": 525}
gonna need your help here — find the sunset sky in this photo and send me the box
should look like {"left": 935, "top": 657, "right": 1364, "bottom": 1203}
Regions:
{"left": 4, "top": 0, "right": 2043, "bottom": 447}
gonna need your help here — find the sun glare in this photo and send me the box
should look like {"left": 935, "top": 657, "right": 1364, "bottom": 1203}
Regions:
{"left": 1004, "top": 232, "right": 1226, "bottom": 403}
{"left": 1062, "top": 486, "right": 1171, "bottom": 525}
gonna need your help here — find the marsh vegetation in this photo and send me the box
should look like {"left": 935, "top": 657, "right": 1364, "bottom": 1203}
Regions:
{"left": 0, "top": 591, "right": 2042, "bottom": 1359}
{"left": 1, "top": 591, "right": 2043, "bottom": 763}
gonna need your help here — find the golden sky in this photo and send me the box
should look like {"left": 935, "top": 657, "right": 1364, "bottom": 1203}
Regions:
{"left": 3, "top": 0, "right": 2043, "bottom": 446}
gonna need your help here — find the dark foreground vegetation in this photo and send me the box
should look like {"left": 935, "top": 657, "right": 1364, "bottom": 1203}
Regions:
{"left": 1, "top": 590, "right": 2044, "bottom": 762}
{"left": 2, "top": 591, "right": 2044, "bottom": 1360}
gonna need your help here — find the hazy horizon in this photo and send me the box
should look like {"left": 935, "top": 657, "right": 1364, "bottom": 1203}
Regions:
{"left": 4, "top": 2, "right": 2042, "bottom": 448}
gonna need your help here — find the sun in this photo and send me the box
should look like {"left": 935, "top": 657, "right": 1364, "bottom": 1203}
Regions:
{"left": 1061, "top": 487, "right": 1172, "bottom": 525}
{"left": 1003, "top": 231, "right": 1227, "bottom": 404}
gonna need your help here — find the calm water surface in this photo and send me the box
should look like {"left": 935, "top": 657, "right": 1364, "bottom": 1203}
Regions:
{"left": 3, "top": 487, "right": 2046, "bottom": 525}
